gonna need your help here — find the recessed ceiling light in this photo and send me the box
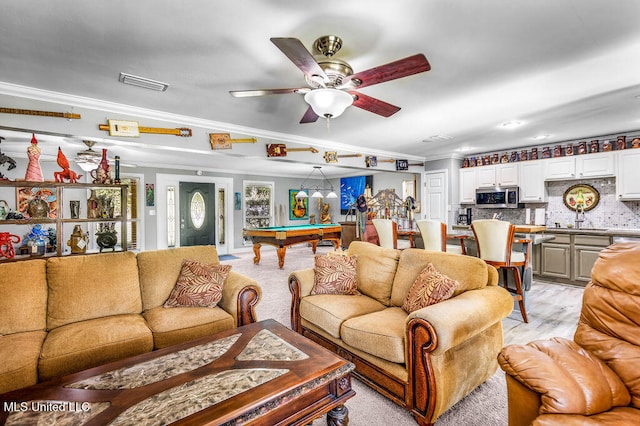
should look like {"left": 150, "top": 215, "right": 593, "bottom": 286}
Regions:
{"left": 456, "top": 146, "right": 473, "bottom": 152}
{"left": 119, "top": 72, "right": 169, "bottom": 91}
{"left": 500, "top": 121, "right": 523, "bottom": 129}
{"left": 532, "top": 134, "right": 551, "bottom": 140}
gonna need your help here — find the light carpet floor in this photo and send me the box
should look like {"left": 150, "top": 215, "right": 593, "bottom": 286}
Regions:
{"left": 225, "top": 244, "right": 584, "bottom": 425}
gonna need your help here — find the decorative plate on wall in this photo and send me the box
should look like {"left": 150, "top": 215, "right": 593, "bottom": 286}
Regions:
{"left": 563, "top": 183, "right": 599, "bottom": 212}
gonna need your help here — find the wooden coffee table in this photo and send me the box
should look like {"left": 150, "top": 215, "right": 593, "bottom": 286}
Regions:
{"left": 0, "top": 319, "right": 355, "bottom": 425}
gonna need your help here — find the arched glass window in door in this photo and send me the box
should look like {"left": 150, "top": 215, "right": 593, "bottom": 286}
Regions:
{"left": 190, "top": 191, "right": 206, "bottom": 229}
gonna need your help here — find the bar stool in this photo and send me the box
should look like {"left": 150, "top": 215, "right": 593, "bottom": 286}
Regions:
{"left": 416, "top": 220, "right": 464, "bottom": 254}
{"left": 372, "top": 219, "right": 398, "bottom": 249}
{"left": 471, "top": 219, "right": 529, "bottom": 323}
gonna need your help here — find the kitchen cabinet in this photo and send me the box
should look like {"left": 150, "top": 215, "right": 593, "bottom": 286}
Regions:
{"left": 545, "top": 152, "right": 615, "bottom": 181}
{"left": 545, "top": 157, "right": 576, "bottom": 180}
{"left": 475, "top": 163, "right": 518, "bottom": 187}
{"left": 575, "top": 152, "right": 615, "bottom": 178}
{"left": 539, "top": 232, "right": 610, "bottom": 285}
{"left": 459, "top": 168, "right": 476, "bottom": 204}
{"left": 518, "top": 160, "right": 547, "bottom": 202}
{"left": 0, "top": 181, "right": 128, "bottom": 262}
{"left": 616, "top": 149, "right": 640, "bottom": 200}
{"left": 540, "top": 234, "right": 571, "bottom": 279}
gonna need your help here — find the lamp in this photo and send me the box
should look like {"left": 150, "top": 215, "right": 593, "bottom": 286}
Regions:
{"left": 296, "top": 166, "right": 338, "bottom": 199}
{"left": 304, "top": 88, "right": 354, "bottom": 119}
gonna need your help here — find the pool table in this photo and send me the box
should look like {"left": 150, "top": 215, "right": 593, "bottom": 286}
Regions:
{"left": 243, "top": 223, "right": 342, "bottom": 269}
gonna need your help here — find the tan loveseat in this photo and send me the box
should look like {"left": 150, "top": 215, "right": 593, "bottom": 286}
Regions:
{"left": 498, "top": 242, "right": 640, "bottom": 425}
{"left": 289, "top": 241, "right": 514, "bottom": 426}
{"left": 0, "top": 245, "right": 261, "bottom": 394}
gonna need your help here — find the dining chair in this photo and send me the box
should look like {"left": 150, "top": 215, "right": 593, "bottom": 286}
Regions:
{"left": 372, "top": 219, "right": 398, "bottom": 249}
{"left": 416, "top": 220, "right": 464, "bottom": 254}
{"left": 471, "top": 219, "right": 529, "bottom": 323}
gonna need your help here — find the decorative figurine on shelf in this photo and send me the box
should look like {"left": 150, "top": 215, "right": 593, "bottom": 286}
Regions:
{"left": 26, "top": 195, "right": 49, "bottom": 218}
{"left": 616, "top": 136, "right": 627, "bottom": 150}
{"left": 90, "top": 148, "right": 112, "bottom": 184}
{"left": 25, "top": 133, "right": 44, "bottom": 182}
{"left": 0, "top": 232, "right": 20, "bottom": 259}
{"left": 67, "top": 225, "right": 88, "bottom": 254}
{"left": 0, "top": 199, "right": 8, "bottom": 220}
{"left": 603, "top": 140, "right": 612, "bottom": 152}
{"left": 96, "top": 223, "right": 117, "bottom": 252}
{"left": 632, "top": 138, "right": 640, "bottom": 149}
{"left": 589, "top": 140, "right": 600, "bottom": 153}
{"left": 87, "top": 189, "right": 101, "bottom": 219}
{"left": 54, "top": 147, "right": 82, "bottom": 183}
{"left": 0, "top": 136, "right": 17, "bottom": 180}
{"left": 565, "top": 144, "right": 574, "bottom": 156}
{"left": 24, "top": 224, "right": 48, "bottom": 257}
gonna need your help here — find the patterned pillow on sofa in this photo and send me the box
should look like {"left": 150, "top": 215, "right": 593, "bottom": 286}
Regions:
{"left": 164, "top": 259, "right": 231, "bottom": 308}
{"left": 312, "top": 254, "right": 359, "bottom": 295}
{"left": 402, "top": 262, "right": 458, "bottom": 312}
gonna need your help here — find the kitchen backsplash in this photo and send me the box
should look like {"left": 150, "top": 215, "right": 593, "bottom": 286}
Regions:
{"left": 469, "top": 177, "right": 640, "bottom": 229}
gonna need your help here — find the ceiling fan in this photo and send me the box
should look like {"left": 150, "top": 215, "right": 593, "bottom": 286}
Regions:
{"left": 229, "top": 35, "right": 431, "bottom": 123}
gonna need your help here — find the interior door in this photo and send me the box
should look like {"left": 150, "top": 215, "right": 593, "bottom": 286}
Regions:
{"left": 179, "top": 182, "right": 215, "bottom": 246}
{"left": 423, "top": 171, "right": 448, "bottom": 224}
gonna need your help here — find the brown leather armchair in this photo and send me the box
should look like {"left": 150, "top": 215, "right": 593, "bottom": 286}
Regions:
{"left": 497, "top": 242, "right": 640, "bottom": 425}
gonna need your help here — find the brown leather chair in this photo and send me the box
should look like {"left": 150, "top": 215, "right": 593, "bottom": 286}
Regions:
{"left": 498, "top": 242, "right": 640, "bottom": 425}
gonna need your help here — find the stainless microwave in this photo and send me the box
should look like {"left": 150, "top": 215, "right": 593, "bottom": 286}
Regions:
{"left": 475, "top": 186, "right": 521, "bottom": 208}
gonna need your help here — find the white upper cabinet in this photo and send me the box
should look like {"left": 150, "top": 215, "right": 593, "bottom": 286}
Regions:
{"left": 575, "top": 152, "right": 615, "bottom": 178}
{"left": 545, "top": 152, "right": 615, "bottom": 180}
{"left": 519, "top": 160, "right": 547, "bottom": 202}
{"left": 459, "top": 168, "right": 477, "bottom": 204}
{"left": 617, "top": 150, "right": 640, "bottom": 200}
{"left": 475, "top": 163, "right": 519, "bottom": 187}
{"left": 545, "top": 157, "right": 576, "bottom": 180}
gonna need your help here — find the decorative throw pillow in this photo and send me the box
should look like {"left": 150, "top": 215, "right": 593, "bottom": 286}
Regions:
{"left": 164, "top": 259, "right": 231, "bottom": 308}
{"left": 402, "top": 263, "right": 459, "bottom": 313}
{"left": 311, "top": 254, "right": 359, "bottom": 295}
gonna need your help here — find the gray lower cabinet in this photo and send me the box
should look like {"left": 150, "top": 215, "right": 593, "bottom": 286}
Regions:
{"left": 539, "top": 233, "right": 610, "bottom": 285}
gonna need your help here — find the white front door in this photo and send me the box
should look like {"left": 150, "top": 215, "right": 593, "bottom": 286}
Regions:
{"left": 422, "top": 170, "right": 449, "bottom": 224}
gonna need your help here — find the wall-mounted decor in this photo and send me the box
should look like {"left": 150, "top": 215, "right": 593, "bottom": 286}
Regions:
{"left": 365, "top": 156, "right": 377, "bottom": 167}
{"left": 340, "top": 175, "right": 373, "bottom": 215}
{"left": 563, "top": 183, "right": 599, "bottom": 212}
{"left": 17, "top": 187, "right": 57, "bottom": 219}
{"left": 324, "top": 152, "right": 362, "bottom": 163}
{"left": 266, "top": 144, "right": 318, "bottom": 157}
{"left": 99, "top": 121, "right": 192, "bottom": 137}
{"left": 209, "top": 133, "right": 256, "bottom": 150}
{"left": 0, "top": 107, "right": 80, "bottom": 120}
{"left": 289, "top": 190, "right": 308, "bottom": 220}
{"left": 145, "top": 184, "right": 155, "bottom": 207}
{"left": 234, "top": 192, "right": 242, "bottom": 210}
{"left": 395, "top": 159, "right": 409, "bottom": 171}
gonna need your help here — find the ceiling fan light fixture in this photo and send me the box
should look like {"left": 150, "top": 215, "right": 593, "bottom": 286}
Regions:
{"left": 304, "top": 88, "right": 353, "bottom": 118}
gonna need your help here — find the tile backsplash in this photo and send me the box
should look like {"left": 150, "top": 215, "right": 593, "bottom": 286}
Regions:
{"left": 469, "top": 178, "right": 640, "bottom": 229}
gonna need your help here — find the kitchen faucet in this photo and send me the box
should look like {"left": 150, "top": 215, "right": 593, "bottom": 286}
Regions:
{"left": 575, "top": 204, "right": 585, "bottom": 229}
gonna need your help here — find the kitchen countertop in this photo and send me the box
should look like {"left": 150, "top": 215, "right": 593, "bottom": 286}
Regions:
{"left": 453, "top": 224, "right": 640, "bottom": 238}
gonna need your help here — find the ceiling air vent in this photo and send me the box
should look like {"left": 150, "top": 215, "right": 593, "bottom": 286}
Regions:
{"left": 118, "top": 72, "right": 169, "bottom": 92}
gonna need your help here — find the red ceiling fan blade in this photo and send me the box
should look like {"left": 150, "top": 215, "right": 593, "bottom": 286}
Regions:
{"left": 349, "top": 91, "right": 401, "bottom": 117}
{"left": 300, "top": 106, "right": 319, "bottom": 123}
{"left": 270, "top": 37, "right": 328, "bottom": 83}
{"left": 343, "top": 54, "right": 430, "bottom": 89}
{"left": 229, "top": 88, "right": 309, "bottom": 97}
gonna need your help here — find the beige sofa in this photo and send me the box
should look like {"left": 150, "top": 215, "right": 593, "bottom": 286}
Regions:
{"left": 0, "top": 245, "right": 261, "bottom": 394}
{"left": 289, "top": 241, "right": 513, "bottom": 426}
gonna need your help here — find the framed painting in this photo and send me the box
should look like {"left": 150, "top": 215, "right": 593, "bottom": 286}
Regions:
{"left": 145, "top": 184, "right": 155, "bottom": 207}
{"left": 340, "top": 175, "right": 373, "bottom": 215}
{"left": 17, "top": 187, "right": 57, "bottom": 219}
{"left": 289, "top": 189, "right": 308, "bottom": 220}
{"left": 563, "top": 183, "right": 599, "bottom": 212}
{"left": 234, "top": 192, "right": 242, "bottom": 210}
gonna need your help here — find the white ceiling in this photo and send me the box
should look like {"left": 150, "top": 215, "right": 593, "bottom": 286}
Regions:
{"left": 1, "top": 0, "right": 640, "bottom": 177}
